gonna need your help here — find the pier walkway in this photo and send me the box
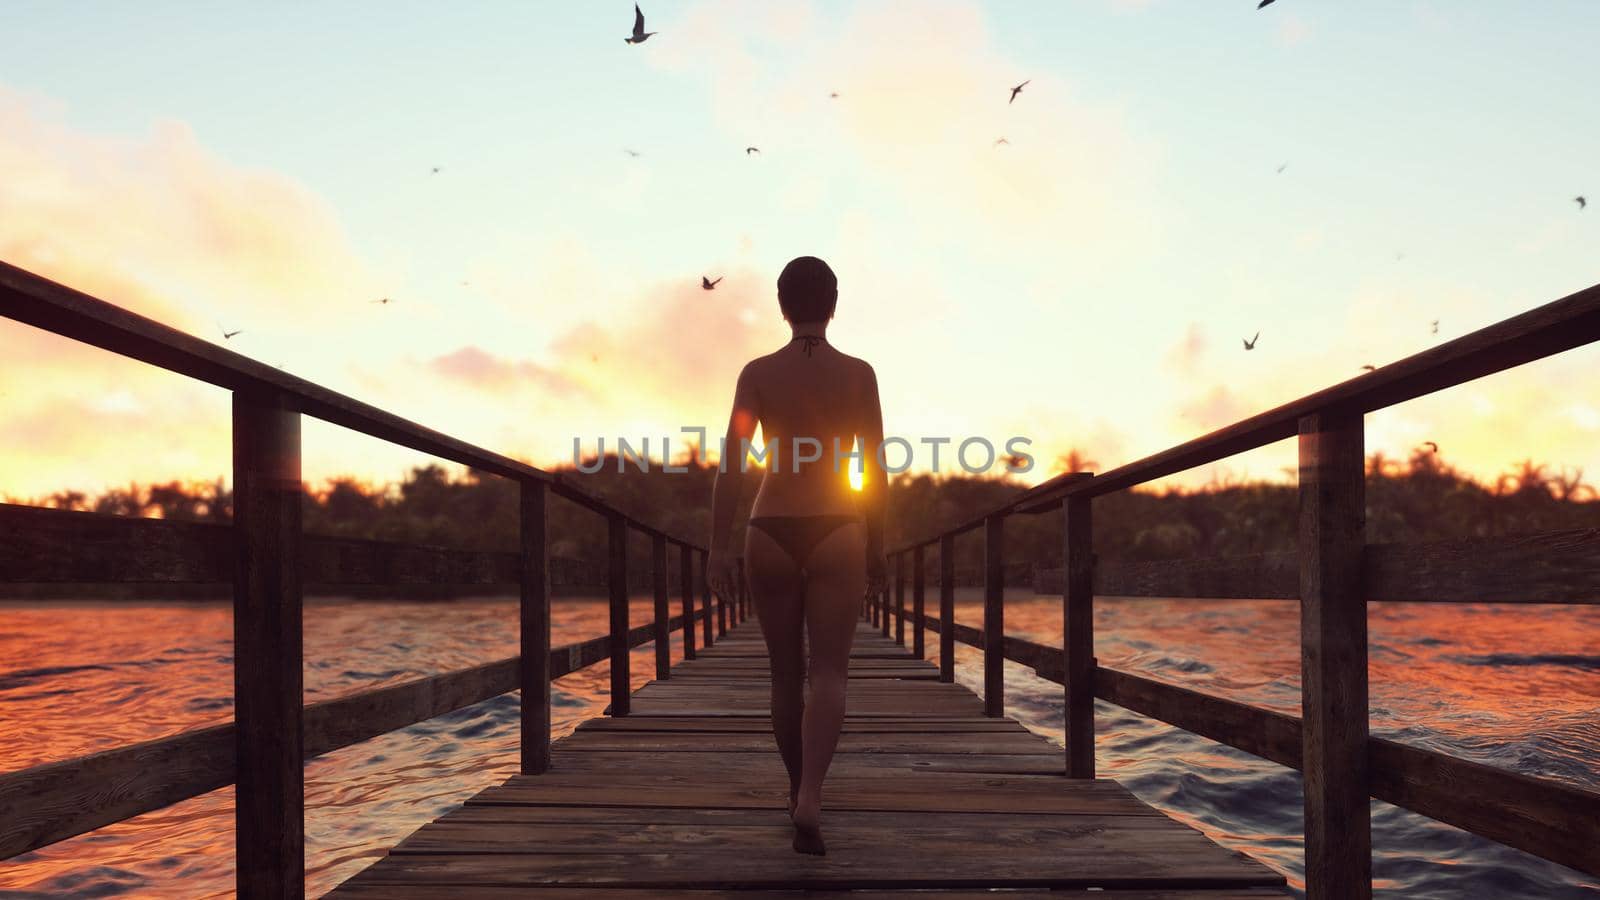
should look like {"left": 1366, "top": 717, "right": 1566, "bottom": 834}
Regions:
{"left": 326, "top": 619, "right": 1285, "bottom": 897}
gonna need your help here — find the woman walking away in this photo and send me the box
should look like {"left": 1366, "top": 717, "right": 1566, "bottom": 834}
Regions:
{"left": 706, "top": 256, "right": 888, "bottom": 855}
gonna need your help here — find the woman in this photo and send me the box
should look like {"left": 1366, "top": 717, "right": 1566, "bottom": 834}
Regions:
{"left": 706, "top": 256, "right": 888, "bottom": 855}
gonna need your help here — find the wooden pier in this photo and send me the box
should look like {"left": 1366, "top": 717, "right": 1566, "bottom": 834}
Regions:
{"left": 3, "top": 260, "right": 1598, "bottom": 899}
{"left": 327, "top": 619, "right": 1285, "bottom": 897}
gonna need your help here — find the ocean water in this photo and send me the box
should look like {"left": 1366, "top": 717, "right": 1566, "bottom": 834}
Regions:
{"left": 0, "top": 592, "right": 1595, "bottom": 898}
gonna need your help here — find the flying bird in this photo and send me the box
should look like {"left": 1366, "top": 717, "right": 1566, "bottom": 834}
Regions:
{"left": 1009, "top": 80, "right": 1030, "bottom": 104}
{"left": 1431, "top": 319, "right": 1439, "bottom": 334}
{"left": 218, "top": 324, "right": 242, "bottom": 340}
{"left": 745, "top": 146, "right": 760, "bottom": 155}
{"left": 1578, "top": 196, "right": 1588, "bottom": 210}
{"left": 623, "top": 148, "right": 641, "bottom": 158}
{"left": 1361, "top": 364, "right": 1377, "bottom": 372}
{"left": 1422, "top": 441, "right": 1439, "bottom": 454}
{"left": 702, "top": 276, "right": 722, "bottom": 290}
{"left": 1258, "top": 0, "right": 1277, "bottom": 7}
{"left": 372, "top": 297, "right": 393, "bottom": 305}
{"left": 1276, "top": 163, "right": 1287, "bottom": 174}
{"left": 430, "top": 166, "right": 441, "bottom": 175}
{"left": 625, "top": 4, "right": 655, "bottom": 44}
{"left": 994, "top": 137, "right": 1009, "bottom": 146}
{"left": 829, "top": 91, "right": 839, "bottom": 99}
{"left": 1242, "top": 331, "right": 1259, "bottom": 350}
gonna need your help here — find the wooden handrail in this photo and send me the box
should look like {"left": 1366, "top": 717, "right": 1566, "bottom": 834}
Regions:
{"left": 0, "top": 261, "right": 700, "bottom": 548}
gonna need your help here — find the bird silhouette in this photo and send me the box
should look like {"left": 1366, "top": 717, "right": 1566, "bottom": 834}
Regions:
{"left": 994, "top": 137, "right": 1009, "bottom": 146}
{"left": 1422, "top": 441, "right": 1439, "bottom": 454}
{"left": 1578, "top": 196, "right": 1588, "bottom": 210}
{"left": 1009, "top": 80, "right": 1030, "bottom": 104}
{"left": 623, "top": 148, "right": 641, "bottom": 158}
{"left": 1431, "top": 319, "right": 1439, "bottom": 334}
{"left": 430, "top": 166, "right": 441, "bottom": 175}
{"left": 1362, "top": 364, "right": 1377, "bottom": 372}
{"left": 372, "top": 297, "right": 393, "bottom": 305}
{"left": 1242, "top": 331, "right": 1259, "bottom": 350}
{"left": 219, "top": 324, "right": 242, "bottom": 340}
{"left": 1276, "top": 163, "right": 1287, "bottom": 174}
{"left": 702, "top": 276, "right": 722, "bottom": 290}
{"left": 829, "top": 91, "right": 839, "bottom": 99}
{"left": 745, "top": 146, "right": 760, "bottom": 155}
{"left": 1258, "top": 0, "right": 1277, "bottom": 7}
{"left": 625, "top": 4, "right": 655, "bottom": 43}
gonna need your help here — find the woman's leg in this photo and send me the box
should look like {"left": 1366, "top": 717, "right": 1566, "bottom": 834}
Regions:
{"left": 744, "top": 525, "right": 806, "bottom": 812}
{"left": 791, "top": 522, "right": 867, "bottom": 850}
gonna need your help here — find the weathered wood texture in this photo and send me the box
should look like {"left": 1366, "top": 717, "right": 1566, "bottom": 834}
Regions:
{"left": 520, "top": 480, "right": 551, "bottom": 775}
{"left": 940, "top": 534, "right": 956, "bottom": 683}
{"left": 983, "top": 515, "right": 1005, "bottom": 717}
{"left": 607, "top": 514, "right": 630, "bottom": 716}
{"left": 679, "top": 543, "right": 697, "bottom": 660}
{"left": 912, "top": 544, "right": 926, "bottom": 659}
{"left": 1297, "top": 411, "right": 1371, "bottom": 900}
{"left": 1062, "top": 492, "right": 1095, "bottom": 777}
{"left": 895, "top": 552, "right": 907, "bottom": 644}
{"left": 326, "top": 621, "right": 1286, "bottom": 896}
{"left": 653, "top": 534, "right": 671, "bottom": 680}
{"left": 232, "top": 392, "right": 305, "bottom": 899}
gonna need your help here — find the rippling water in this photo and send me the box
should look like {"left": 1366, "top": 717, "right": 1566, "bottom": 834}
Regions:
{"left": 0, "top": 593, "right": 1596, "bottom": 898}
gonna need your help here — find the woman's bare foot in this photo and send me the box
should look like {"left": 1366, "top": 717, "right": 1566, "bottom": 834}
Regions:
{"left": 791, "top": 794, "right": 825, "bottom": 855}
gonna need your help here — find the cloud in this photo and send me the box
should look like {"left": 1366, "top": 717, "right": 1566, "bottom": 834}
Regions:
{"left": 426, "top": 346, "right": 586, "bottom": 398}
{"left": 1164, "top": 322, "right": 1208, "bottom": 375}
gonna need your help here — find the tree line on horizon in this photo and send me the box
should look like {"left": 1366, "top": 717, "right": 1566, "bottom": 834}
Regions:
{"left": 12, "top": 448, "right": 1597, "bottom": 588}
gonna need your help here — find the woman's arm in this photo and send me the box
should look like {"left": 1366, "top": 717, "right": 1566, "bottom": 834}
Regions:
{"left": 857, "top": 362, "right": 889, "bottom": 593}
{"left": 707, "top": 363, "right": 760, "bottom": 596}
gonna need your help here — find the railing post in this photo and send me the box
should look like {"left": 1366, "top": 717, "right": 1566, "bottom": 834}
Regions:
{"left": 736, "top": 557, "right": 748, "bottom": 624}
{"left": 939, "top": 534, "right": 955, "bottom": 683}
{"left": 880, "top": 576, "right": 891, "bottom": 637}
{"left": 912, "top": 544, "right": 926, "bottom": 659}
{"left": 717, "top": 565, "right": 729, "bottom": 635}
{"left": 232, "top": 390, "right": 303, "bottom": 900}
{"left": 520, "top": 479, "right": 551, "bottom": 775}
{"left": 1298, "top": 409, "right": 1371, "bottom": 900}
{"left": 700, "top": 550, "right": 714, "bottom": 647}
{"left": 607, "top": 514, "right": 630, "bottom": 716}
{"left": 679, "top": 543, "right": 696, "bottom": 660}
{"left": 652, "top": 533, "right": 670, "bottom": 680}
{"left": 894, "top": 552, "right": 907, "bottom": 645}
{"left": 1062, "top": 492, "right": 1094, "bottom": 778}
{"left": 983, "top": 514, "right": 1005, "bottom": 718}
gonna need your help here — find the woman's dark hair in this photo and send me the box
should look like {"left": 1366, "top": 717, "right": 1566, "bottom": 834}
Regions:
{"left": 777, "top": 256, "right": 838, "bottom": 324}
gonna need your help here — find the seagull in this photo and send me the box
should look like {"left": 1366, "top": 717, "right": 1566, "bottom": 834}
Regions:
{"left": 372, "top": 297, "right": 393, "bottom": 305}
{"left": 1258, "top": 0, "right": 1277, "bottom": 7}
{"left": 1009, "top": 80, "right": 1030, "bottom": 104}
{"left": 994, "top": 137, "right": 1009, "bottom": 146}
{"left": 1362, "top": 364, "right": 1377, "bottom": 372}
{"left": 829, "top": 91, "right": 839, "bottom": 99}
{"left": 625, "top": 4, "right": 655, "bottom": 44}
{"left": 1422, "top": 441, "right": 1439, "bottom": 454}
{"left": 1276, "top": 163, "right": 1287, "bottom": 174}
{"left": 745, "top": 146, "right": 760, "bottom": 155}
{"left": 430, "top": 166, "right": 441, "bottom": 175}
{"left": 219, "top": 324, "right": 242, "bottom": 340}
{"left": 1242, "top": 331, "right": 1259, "bottom": 350}
{"left": 1431, "top": 319, "right": 1439, "bottom": 334}
{"left": 623, "top": 148, "right": 641, "bottom": 158}
{"left": 1578, "top": 196, "right": 1588, "bottom": 210}
{"left": 702, "top": 276, "right": 722, "bottom": 290}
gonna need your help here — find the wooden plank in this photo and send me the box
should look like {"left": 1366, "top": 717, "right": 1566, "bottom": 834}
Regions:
{"left": 1297, "top": 410, "right": 1371, "bottom": 900}
{"left": 521, "top": 480, "right": 551, "bottom": 775}
{"left": 701, "top": 551, "right": 714, "bottom": 647}
{"left": 1093, "top": 667, "right": 1302, "bottom": 770}
{"left": 1364, "top": 528, "right": 1600, "bottom": 604}
{"left": 232, "top": 390, "right": 304, "bottom": 899}
{"left": 556, "top": 730, "right": 1061, "bottom": 756}
{"left": 0, "top": 501, "right": 231, "bottom": 582}
{"left": 1063, "top": 491, "right": 1095, "bottom": 777}
{"left": 1092, "top": 552, "right": 1298, "bottom": 601}
{"left": 653, "top": 534, "right": 671, "bottom": 680}
{"left": 895, "top": 552, "right": 907, "bottom": 644}
{"left": 332, "top": 888, "right": 1285, "bottom": 900}
{"left": 575, "top": 717, "right": 1027, "bottom": 734}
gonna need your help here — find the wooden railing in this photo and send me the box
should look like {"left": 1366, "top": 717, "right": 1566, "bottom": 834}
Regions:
{"left": 0, "top": 261, "right": 752, "bottom": 898}
{"left": 871, "top": 279, "right": 1600, "bottom": 898}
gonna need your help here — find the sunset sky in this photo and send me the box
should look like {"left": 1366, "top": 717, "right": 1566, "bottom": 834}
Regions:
{"left": 2, "top": 1, "right": 1598, "bottom": 501}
